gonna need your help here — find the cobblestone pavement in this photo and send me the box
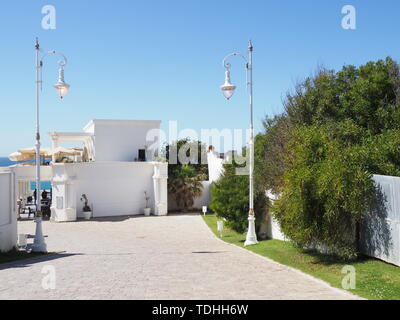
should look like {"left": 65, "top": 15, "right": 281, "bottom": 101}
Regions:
{"left": 0, "top": 214, "right": 361, "bottom": 300}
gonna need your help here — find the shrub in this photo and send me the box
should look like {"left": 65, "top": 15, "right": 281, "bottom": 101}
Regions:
{"left": 210, "top": 162, "right": 267, "bottom": 234}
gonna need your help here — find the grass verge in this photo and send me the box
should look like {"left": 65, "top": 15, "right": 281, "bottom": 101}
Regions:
{"left": 203, "top": 214, "right": 400, "bottom": 300}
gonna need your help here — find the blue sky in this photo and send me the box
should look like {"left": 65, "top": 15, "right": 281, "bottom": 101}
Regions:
{"left": 0, "top": 0, "right": 399, "bottom": 155}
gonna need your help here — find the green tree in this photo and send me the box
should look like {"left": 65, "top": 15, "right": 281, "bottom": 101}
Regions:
{"left": 255, "top": 115, "right": 293, "bottom": 194}
{"left": 256, "top": 57, "right": 400, "bottom": 259}
{"left": 273, "top": 123, "right": 374, "bottom": 259}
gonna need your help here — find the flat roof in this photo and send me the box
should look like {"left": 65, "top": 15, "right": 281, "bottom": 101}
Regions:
{"left": 83, "top": 119, "right": 162, "bottom": 132}
{"left": 48, "top": 132, "right": 94, "bottom": 142}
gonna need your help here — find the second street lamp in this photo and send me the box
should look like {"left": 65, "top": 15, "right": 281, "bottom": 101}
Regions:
{"left": 32, "top": 38, "right": 70, "bottom": 253}
{"left": 220, "top": 41, "right": 258, "bottom": 246}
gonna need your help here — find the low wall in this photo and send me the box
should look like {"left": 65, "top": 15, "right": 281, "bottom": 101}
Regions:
{"left": 51, "top": 161, "right": 168, "bottom": 221}
{"left": 0, "top": 171, "right": 17, "bottom": 252}
{"left": 13, "top": 165, "right": 52, "bottom": 181}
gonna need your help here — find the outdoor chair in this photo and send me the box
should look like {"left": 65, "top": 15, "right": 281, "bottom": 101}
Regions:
{"left": 22, "top": 205, "right": 35, "bottom": 219}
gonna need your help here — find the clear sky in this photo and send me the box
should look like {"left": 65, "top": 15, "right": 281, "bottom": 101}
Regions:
{"left": 0, "top": 0, "right": 399, "bottom": 155}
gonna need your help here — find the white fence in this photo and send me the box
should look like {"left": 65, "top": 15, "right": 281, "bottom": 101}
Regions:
{"left": 361, "top": 175, "right": 400, "bottom": 266}
{"left": 0, "top": 171, "right": 16, "bottom": 252}
{"left": 265, "top": 177, "right": 400, "bottom": 267}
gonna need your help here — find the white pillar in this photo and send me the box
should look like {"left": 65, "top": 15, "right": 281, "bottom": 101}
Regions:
{"left": 52, "top": 137, "right": 59, "bottom": 163}
{"left": 152, "top": 162, "right": 168, "bottom": 216}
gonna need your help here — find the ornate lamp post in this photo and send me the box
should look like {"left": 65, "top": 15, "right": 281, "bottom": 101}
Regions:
{"left": 32, "top": 38, "right": 70, "bottom": 253}
{"left": 220, "top": 41, "right": 258, "bottom": 246}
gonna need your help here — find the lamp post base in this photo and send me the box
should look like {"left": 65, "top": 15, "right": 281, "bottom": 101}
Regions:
{"left": 32, "top": 217, "right": 47, "bottom": 253}
{"left": 244, "top": 215, "right": 258, "bottom": 246}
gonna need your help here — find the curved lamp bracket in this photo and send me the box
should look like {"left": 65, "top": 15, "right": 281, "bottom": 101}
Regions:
{"left": 38, "top": 50, "right": 69, "bottom": 96}
{"left": 222, "top": 52, "right": 248, "bottom": 71}
{"left": 41, "top": 50, "right": 68, "bottom": 68}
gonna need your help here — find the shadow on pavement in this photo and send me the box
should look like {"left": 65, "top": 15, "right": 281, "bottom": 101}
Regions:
{"left": 0, "top": 252, "right": 82, "bottom": 271}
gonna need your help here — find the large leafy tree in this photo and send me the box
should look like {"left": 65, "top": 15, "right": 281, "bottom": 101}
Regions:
{"left": 256, "top": 57, "right": 400, "bottom": 259}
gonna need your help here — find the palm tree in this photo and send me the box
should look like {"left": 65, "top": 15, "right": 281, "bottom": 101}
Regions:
{"left": 168, "top": 164, "right": 204, "bottom": 211}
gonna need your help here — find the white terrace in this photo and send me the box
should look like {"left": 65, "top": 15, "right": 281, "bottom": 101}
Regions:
{"left": 9, "top": 119, "right": 168, "bottom": 223}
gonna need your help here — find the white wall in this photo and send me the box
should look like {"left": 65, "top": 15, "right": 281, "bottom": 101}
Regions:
{"left": 13, "top": 165, "right": 52, "bottom": 182}
{"left": 259, "top": 191, "right": 288, "bottom": 241}
{"left": 0, "top": 171, "right": 17, "bottom": 252}
{"left": 84, "top": 120, "right": 161, "bottom": 162}
{"left": 262, "top": 214, "right": 287, "bottom": 241}
{"left": 51, "top": 161, "right": 167, "bottom": 221}
{"left": 193, "top": 181, "right": 211, "bottom": 209}
{"left": 207, "top": 151, "right": 224, "bottom": 183}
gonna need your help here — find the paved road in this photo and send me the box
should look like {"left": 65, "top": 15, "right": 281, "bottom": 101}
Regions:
{"left": 0, "top": 214, "right": 360, "bottom": 300}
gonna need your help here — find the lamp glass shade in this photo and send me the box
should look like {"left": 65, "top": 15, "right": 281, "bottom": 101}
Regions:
{"left": 54, "top": 83, "right": 70, "bottom": 99}
{"left": 220, "top": 70, "right": 236, "bottom": 100}
{"left": 221, "top": 87, "right": 235, "bottom": 100}
{"left": 54, "top": 67, "right": 70, "bottom": 99}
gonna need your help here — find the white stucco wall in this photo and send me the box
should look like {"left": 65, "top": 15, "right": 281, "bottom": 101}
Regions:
{"left": 207, "top": 151, "right": 224, "bottom": 183}
{"left": 13, "top": 165, "right": 52, "bottom": 182}
{"left": 193, "top": 181, "right": 211, "bottom": 209}
{"left": 259, "top": 191, "right": 288, "bottom": 241}
{"left": 51, "top": 161, "right": 167, "bottom": 221}
{"left": 0, "top": 170, "right": 17, "bottom": 252}
{"left": 263, "top": 214, "right": 287, "bottom": 241}
{"left": 84, "top": 120, "right": 162, "bottom": 162}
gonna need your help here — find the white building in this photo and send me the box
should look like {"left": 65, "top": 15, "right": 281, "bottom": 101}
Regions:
{"left": 10, "top": 119, "right": 168, "bottom": 225}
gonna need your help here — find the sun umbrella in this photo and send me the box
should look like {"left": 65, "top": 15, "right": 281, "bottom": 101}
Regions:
{"left": 8, "top": 152, "right": 33, "bottom": 162}
{"left": 51, "top": 147, "right": 81, "bottom": 157}
{"left": 18, "top": 147, "right": 53, "bottom": 158}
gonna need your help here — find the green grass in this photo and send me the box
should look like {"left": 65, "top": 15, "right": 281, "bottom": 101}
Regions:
{"left": 203, "top": 214, "right": 400, "bottom": 300}
{"left": 0, "top": 249, "right": 46, "bottom": 265}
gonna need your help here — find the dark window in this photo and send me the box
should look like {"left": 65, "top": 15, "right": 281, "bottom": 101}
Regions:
{"left": 138, "top": 149, "right": 146, "bottom": 162}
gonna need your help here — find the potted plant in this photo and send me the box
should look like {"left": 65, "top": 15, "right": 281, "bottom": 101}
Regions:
{"left": 144, "top": 191, "right": 151, "bottom": 216}
{"left": 80, "top": 194, "right": 92, "bottom": 220}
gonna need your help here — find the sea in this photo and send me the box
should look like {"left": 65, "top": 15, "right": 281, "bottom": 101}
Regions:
{"left": 0, "top": 157, "right": 52, "bottom": 190}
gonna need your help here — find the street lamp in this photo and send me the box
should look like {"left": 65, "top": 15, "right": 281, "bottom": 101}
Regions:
{"left": 220, "top": 41, "right": 258, "bottom": 246}
{"left": 32, "top": 38, "right": 70, "bottom": 253}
